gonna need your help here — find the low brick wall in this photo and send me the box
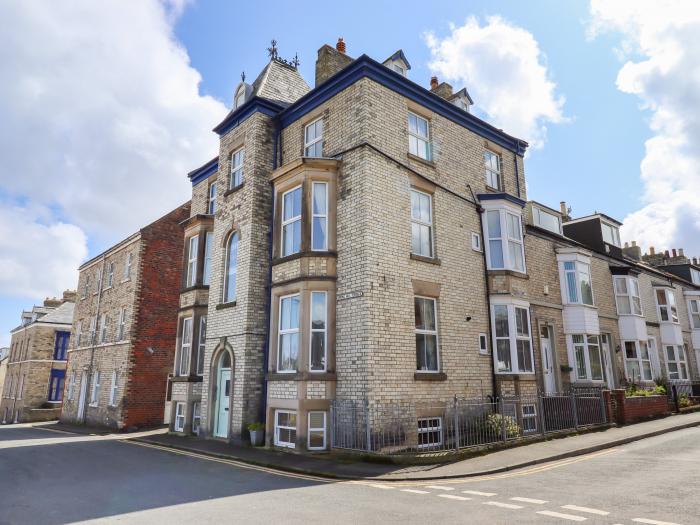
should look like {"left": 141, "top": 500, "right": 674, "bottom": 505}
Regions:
{"left": 608, "top": 390, "right": 670, "bottom": 424}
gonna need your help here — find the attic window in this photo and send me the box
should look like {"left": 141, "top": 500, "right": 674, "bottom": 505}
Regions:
{"left": 601, "top": 221, "right": 621, "bottom": 248}
{"left": 234, "top": 87, "right": 246, "bottom": 109}
{"left": 392, "top": 64, "right": 406, "bottom": 76}
{"left": 455, "top": 98, "right": 470, "bottom": 112}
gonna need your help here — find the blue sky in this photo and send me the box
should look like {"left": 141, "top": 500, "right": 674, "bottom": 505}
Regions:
{"left": 2, "top": 1, "right": 698, "bottom": 346}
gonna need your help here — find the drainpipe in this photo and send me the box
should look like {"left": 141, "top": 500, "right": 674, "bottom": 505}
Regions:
{"left": 468, "top": 185, "right": 498, "bottom": 401}
{"left": 514, "top": 154, "right": 521, "bottom": 199}
{"left": 82, "top": 255, "right": 107, "bottom": 424}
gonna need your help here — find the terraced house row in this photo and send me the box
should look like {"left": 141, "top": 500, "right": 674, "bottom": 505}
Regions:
{"left": 7, "top": 39, "right": 699, "bottom": 452}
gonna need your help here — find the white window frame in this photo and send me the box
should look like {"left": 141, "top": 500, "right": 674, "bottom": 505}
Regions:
{"left": 392, "top": 63, "right": 406, "bottom": 76}
{"left": 281, "top": 186, "right": 302, "bottom": 257}
{"left": 207, "top": 182, "right": 217, "bottom": 215}
{"left": 415, "top": 296, "right": 440, "bottom": 372}
{"left": 417, "top": 417, "right": 443, "bottom": 449}
{"left": 89, "top": 370, "right": 101, "bottom": 406}
{"left": 186, "top": 235, "right": 198, "bottom": 288}
{"left": 203, "top": 231, "right": 213, "bottom": 286}
{"left": 624, "top": 340, "right": 654, "bottom": 382}
{"left": 67, "top": 372, "right": 75, "bottom": 401}
{"left": 570, "top": 334, "right": 605, "bottom": 382}
{"left": 491, "top": 301, "right": 534, "bottom": 374}
{"left": 277, "top": 294, "right": 300, "bottom": 373}
{"left": 691, "top": 268, "right": 700, "bottom": 286}
{"left": 174, "top": 402, "right": 185, "bottom": 432}
{"left": 688, "top": 298, "right": 700, "bottom": 330}
{"left": 230, "top": 148, "right": 244, "bottom": 189}
{"left": 614, "top": 276, "right": 643, "bottom": 316}
{"left": 471, "top": 232, "right": 482, "bottom": 252}
{"left": 410, "top": 189, "right": 434, "bottom": 258}
{"left": 274, "top": 410, "right": 297, "bottom": 448}
{"left": 109, "top": 371, "right": 118, "bottom": 406}
{"left": 532, "top": 206, "right": 562, "bottom": 235}
{"left": 601, "top": 221, "right": 621, "bottom": 247}
{"left": 521, "top": 404, "right": 537, "bottom": 433}
{"left": 484, "top": 150, "right": 501, "bottom": 190}
{"left": 192, "top": 402, "right": 201, "bottom": 434}
{"left": 178, "top": 317, "right": 193, "bottom": 376}
{"left": 223, "top": 232, "right": 239, "bottom": 303}
{"left": 408, "top": 112, "right": 430, "bottom": 161}
{"left": 557, "top": 252, "right": 595, "bottom": 306}
{"left": 483, "top": 205, "right": 526, "bottom": 273}
{"left": 106, "top": 262, "right": 114, "bottom": 288}
{"left": 304, "top": 118, "right": 323, "bottom": 157}
{"left": 99, "top": 314, "right": 108, "bottom": 344}
{"left": 309, "top": 291, "right": 327, "bottom": 372}
{"left": 665, "top": 345, "right": 688, "bottom": 380}
{"left": 124, "top": 253, "right": 132, "bottom": 280}
{"left": 478, "top": 333, "right": 488, "bottom": 355}
{"left": 196, "top": 316, "right": 206, "bottom": 376}
{"left": 311, "top": 182, "right": 328, "bottom": 251}
{"left": 307, "top": 411, "right": 327, "bottom": 450}
{"left": 656, "top": 288, "right": 679, "bottom": 324}
{"left": 117, "top": 307, "right": 126, "bottom": 341}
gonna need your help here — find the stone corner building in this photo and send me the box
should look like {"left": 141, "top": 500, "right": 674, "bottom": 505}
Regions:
{"left": 61, "top": 203, "right": 190, "bottom": 430}
{"left": 1, "top": 292, "right": 75, "bottom": 424}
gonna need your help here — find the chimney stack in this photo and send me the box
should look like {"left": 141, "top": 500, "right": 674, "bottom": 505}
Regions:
{"left": 672, "top": 248, "right": 677, "bottom": 258}
{"left": 430, "top": 76, "right": 439, "bottom": 90}
{"left": 665, "top": 250, "right": 670, "bottom": 258}
{"left": 679, "top": 248, "right": 685, "bottom": 257}
{"left": 649, "top": 246, "right": 655, "bottom": 255}
{"left": 336, "top": 37, "right": 346, "bottom": 54}
{"left": 623, "top": 240, "right": 642, "bottom": 261}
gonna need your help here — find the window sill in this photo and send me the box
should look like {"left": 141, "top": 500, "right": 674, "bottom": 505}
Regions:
{"left": 410, "top": 253, "right": 441, "bottom": 265}
{"left": 407, "top": 153, "right": 436, "bottom": 168}
{"left": 224, "top": 183, "right": 245, "bottom": 197}
{"left": 88, "top": 403, "right": 98, "bottom": 408}
{"left": 120, "top": 278, "right": 131, "bottom": 284}
{"left": 216, "top": 301, "right": 237, "bottom": 310}
{"left": 495, "top": 373, "right": 537, "bottom": 379}
{"left": 414, "top": 371, "right": 447, "bottom": 381}
{"left": 104, "top": 286, "right": 112, "bottom": 291}
{"left": 266, "top": 371, "right": 337, "bottom": 381}
{"left": 272, "top": 250, "right": 338, "bottom": 266}
{"left": 170, "top": 375, "right": 204, "bottom": 383}
{"left": 180, "top": 284, "right": 210, "bottom": 294}
{"left": 487, "top": 269, "right": 529, "bottom": 279}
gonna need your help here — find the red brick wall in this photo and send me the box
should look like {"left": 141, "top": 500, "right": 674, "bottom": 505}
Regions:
{"left": 611, "top": 389, "right": 670, "bottom": 424}
{"left": 123, "top": 202, "right": 190, "bottom": 429}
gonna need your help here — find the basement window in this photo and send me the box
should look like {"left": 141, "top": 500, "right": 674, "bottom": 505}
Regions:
{"left": 417, "top": 417, "right": 442, "bottom": 449}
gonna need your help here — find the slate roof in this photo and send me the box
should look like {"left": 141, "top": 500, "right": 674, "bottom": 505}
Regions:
{"left": 250, "top": 59, "right": 310, "bottom": 106}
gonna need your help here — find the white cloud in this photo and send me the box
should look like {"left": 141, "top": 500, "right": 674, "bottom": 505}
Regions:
{"left": 589, "top": 1, "right": 700, "bottom": 256}
{"left": 0, "top": 1, "right": 227, "bottom": 300}
{"left": 0, "top": 203, "right": 88, "bottom": 299}
{"left": 425, "top": 16, "right": 566, "bottom": 149}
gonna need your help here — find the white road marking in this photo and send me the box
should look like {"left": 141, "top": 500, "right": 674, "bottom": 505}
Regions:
{"left": 437, "top": 494, "right": 471, "bottom": 501}
{"left": 562, "top": 505, "right": 610, "bottom": 516}
{"left": 401, "top": 489, "right": 430, "bottom": 494}
{"left": 632, "top": 519, "right": 682, "bottom": 525}
{"left": 537, "top": 510, "right": 587, "bottom": 522}
{"left": 426, "top": 485, "right": 454, "bottom": 491}
{"left": 462, "top": 490, "right": 496, "bottom": 497}
{"left": 511, "top": 497, "right": 548, "bottom": 504}
{"left": 483, "top": 501, "right": 524, "bottom": 509}
{"left": 368, "top": 484, "right": 395, "bottom": 490}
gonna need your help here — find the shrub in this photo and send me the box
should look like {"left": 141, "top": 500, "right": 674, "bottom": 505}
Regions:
{"left": 679, "top": 393, "right": 691, "bottom": 408}
{"left": 483, "top": 413, "right": 520, "bottom": 439}
{"left": 246, "top": 422, "right": 265, "bottom": 432}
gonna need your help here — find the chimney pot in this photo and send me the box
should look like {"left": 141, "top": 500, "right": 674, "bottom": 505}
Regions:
{"left": 560, "top": 201, "right": 567, "bottom": 216}
{"left": 336, "top": 37, "right": 346, "bottom": 54}
{"left": 632, "top": 240, "right": 637, "bottom": 247}
{"left": 665, "top": 250, "right": 670, "bottom": 257}
{"left": 672, "top": 248, "right": 677, "bottom": 257}
{"left": 625, "top": 242, "right": 630, "bottom": 248}
{"left": 679, "top": 248, "right": 685, "bottom": 257}
{"left": 430, "top": 76, "right": 438, "bottom": 90}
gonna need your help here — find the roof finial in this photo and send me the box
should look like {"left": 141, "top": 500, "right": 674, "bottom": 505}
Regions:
{"left": 241, "top": 71, "right": 246, "bottom": 82}
{"left": 292, "top": 52, "right": 300, "bottom": 68}
{"left": 267, "top": 39, "right": 278, "bottom": 60}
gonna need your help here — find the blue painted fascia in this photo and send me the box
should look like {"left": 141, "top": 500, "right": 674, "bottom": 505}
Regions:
{"left": 212, "top": 97, "right": 286, "bottom": 137}
{"left": 477, "top": 192, "right": 527, "bottom": 208}
{"left": 188, "top": 157, "right": 219, "bottom": 187}
{"left": 279, "top": 55, "right": 528, "bottom": 156}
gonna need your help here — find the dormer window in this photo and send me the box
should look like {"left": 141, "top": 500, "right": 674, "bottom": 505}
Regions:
{"left": 601, "top": 221, "right": 621, "bottom": 247}
{"left": 234, "top": 86, "right": 246, "bottom": 109}
{"left": 454, "top": 98, "right": 470, "bottom": 113}
{"left": 532, "top": 206, "right": 562, "bottom": 235}
{"left": 691, "top": 268, "right": 700, "bottom": 285}
{"left": 393, "top": 64, "right": 406, "bottom": 76}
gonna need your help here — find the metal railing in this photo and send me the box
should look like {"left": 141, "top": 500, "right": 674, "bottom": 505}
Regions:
{"left": 330, "top": 388, "right": 608, "bottom": 455}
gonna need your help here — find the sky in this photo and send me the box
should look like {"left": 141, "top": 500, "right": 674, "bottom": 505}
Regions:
{"left": 1, "top": 0, "right": 699, "bottom": 346}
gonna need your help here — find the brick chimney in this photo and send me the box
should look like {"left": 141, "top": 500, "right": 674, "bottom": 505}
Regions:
{"left": 623, "top": 240, "right": 642, "bottom": 261}
{"left": 43, "top": 297, "right": 62, "bottom": 308}
{"left": 336, "top": 37, "right": 346, "bottom": 54}
{"left": 649, "top": 246, "right": 655, "bottom": 256}
{"left": 315, "top": 40, "right": 353, "bottom": 86}
{"left": 559, "top": 201, "right": 571, "bottom": 222}
{"left": 62, "top": 290, "right": 77, "bottom": 303}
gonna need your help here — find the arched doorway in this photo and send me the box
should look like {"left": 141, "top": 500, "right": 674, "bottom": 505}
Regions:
{"left": 213, "top": 351, "right": 232, "bottom": 438}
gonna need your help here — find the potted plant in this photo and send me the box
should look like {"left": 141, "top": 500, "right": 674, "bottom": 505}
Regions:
{"left": 247, "top": 422, "right": 265, "bottom": 446}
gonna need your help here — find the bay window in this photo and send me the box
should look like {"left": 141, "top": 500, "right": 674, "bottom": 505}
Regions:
{"left": 408, "top": 112, "right": 430, "bottom": 160}
{"left": 491, "top": 302, "right": 534, "bottom": 374}
{"left": 186, "top": 235, "right": 198, "bottom": 288}
{"left": 281, "top": 186, "right": 302, "bottom": 257}
{"left": 561, "top": 259, "right": 593, "bottom": 306}
{"left": 311, "top": 182, "right": 328, "bottom": 251}
{"left": 571, "top": 335, "right": 603, "bottom": 381}
{"left": 278, "top": 294, "right": 300, "bottom": 372}
{"left": 656, "top": 288, "right": 679, "bottom": 323}
{"left": 310, "top": 292, "right": 327, "bottom": 372}
{"left": 415, "top": 296, "right": 439, "bottom": 372}
{"left": 688, "top": 298, "right": 700, "bottom": 329}
{"left": 178, "top": 317, "right": 192, "bottom": 376}
{"left": 484, "top": 207, "right": 525, "bottom": 272}
{"left": 665, "top": 345, "right": 688, "bottom": 380}
{"left": 624, "top": 341, "right": 653, "bottom": 382}
{"left": 203, "top": 231, "right": 213, "bottom": 285}
{"left": 614, "top": 276, "right": 642, "bottom": 315}
{"left": 410, "top": 190, "right": 433, "bottom": 258}
{"left": 196, "top": 316, "right": 207, "bottom": 376}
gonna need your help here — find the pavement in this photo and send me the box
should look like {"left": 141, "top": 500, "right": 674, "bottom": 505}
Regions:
{"left": 1, "top": 419, "right": 699, "bottom": 524}
{"left": 129, "top": 410, "right": 700, "bottom": 481}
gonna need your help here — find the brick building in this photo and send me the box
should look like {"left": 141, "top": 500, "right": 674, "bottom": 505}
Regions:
{"left": 1, "top": 292, "right": 75, "bottom": 424}
{"left": 165, "top": 38, "right": 700, "bottom": 452}
{"left": 61, "top": 203, "right": 189, "bottom": 430}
